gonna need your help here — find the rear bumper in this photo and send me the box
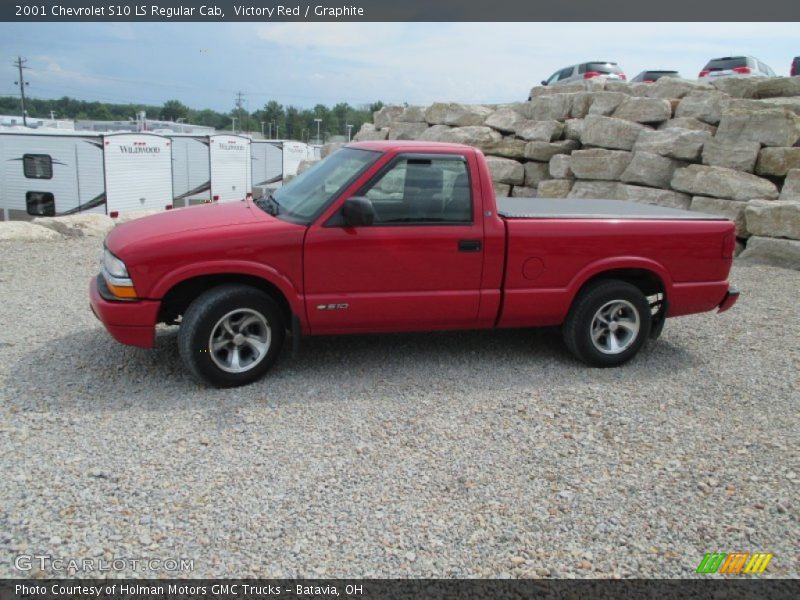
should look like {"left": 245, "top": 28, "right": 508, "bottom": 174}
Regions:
{"left": 717, "top": 287, "right": 740, "bottom": 313}
{"left": 89, "top": 275, "right": 159, "bottom": 348}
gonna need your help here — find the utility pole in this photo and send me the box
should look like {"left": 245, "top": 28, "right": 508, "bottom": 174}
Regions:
{"left": 346, "top": 123, "right": 353, "bottom": 142}
{"left": 13, "top": 56, "right": 29, "bottom": 127}
{"left": 234, "top": 91, "right": 246, "bottom": 133}
{"left": 260, "top": 121, "right": 265, "bottom": 138}
{"left": 314, "top": 118, "right": 322, "bottom": 145}
{"left": 230, "top": 117, "right": 237, "bottom": 133}
{"left": 49, "top": 110, "right": 57, "bottom": 120}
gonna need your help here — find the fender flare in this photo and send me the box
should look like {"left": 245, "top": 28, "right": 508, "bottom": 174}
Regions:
{"left": 148, "top": 260, "right": 305, "bottom": 320}
{"left": 565, "top": 256, "right": 673, "bottom": 305}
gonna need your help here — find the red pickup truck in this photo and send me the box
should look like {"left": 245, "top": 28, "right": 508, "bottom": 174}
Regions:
{"left": 90, "top": 141, "right": 739, "bottom": 387}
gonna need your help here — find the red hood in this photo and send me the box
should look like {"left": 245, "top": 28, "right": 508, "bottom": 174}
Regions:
{"left": 106, "top": 201, "right": 261, "bottom": 254}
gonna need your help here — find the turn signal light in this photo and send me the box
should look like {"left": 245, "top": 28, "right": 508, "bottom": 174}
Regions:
{"left": 106, "top": 281, "right": 138, "bottom": 299}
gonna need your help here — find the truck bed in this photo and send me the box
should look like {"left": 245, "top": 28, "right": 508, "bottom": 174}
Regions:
{"left": 497, "top": 197, "right": 726, "bottom": 221}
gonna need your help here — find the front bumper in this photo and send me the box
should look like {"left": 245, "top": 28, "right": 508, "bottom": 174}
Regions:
{"left": 717, "top": 287, "right": 740, "bottom": 313}
{"left": 89, "top": 274, "right": 160, "bottom": 348}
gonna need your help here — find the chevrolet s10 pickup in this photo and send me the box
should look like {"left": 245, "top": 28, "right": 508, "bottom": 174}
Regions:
{"left": 90, "top": 141, "right": 739, "bottom": 387}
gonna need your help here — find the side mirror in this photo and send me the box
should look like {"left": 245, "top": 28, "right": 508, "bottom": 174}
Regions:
{"left": 541, "top": 80, "right": 548, "bottom": 86}
{"left": 342, "top": 196, "right": 375, "bottom": 227}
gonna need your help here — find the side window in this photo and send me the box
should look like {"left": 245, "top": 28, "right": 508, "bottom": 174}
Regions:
{"left": 558, "top": 67, "right": 574, "bottom": 80}
{"left": 23, "top": 154, "right": 53, "bottom": 179}
{"left": 545, "top": 71, "right": 560, "bottom": 85}
{"left": 26, "top": 191, "right": 55, "bottom": 216}
{"left": 359, "top": 156, "right": 472, "bottom": 224}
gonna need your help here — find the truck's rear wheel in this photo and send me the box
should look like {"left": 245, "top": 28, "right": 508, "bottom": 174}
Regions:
{"left": 563, "top": 279, "right": 651, "bottom": 367}
{"left": 178, "top": 284, "right": 285, "bottom": 387}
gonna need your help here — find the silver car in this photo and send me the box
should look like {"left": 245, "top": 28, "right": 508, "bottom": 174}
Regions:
{"left": 541, "top": 62, "right": 627, "bottom": 87}
{"left": 698, "top": 56, "right": 776, "bottom": 81}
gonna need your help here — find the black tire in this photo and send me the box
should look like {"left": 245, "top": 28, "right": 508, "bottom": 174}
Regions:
{"left": 562, "top": 279, "right": 651, "bottom": 368}
{"left": 178, "top": 284, "right": 285, "bottom": 387}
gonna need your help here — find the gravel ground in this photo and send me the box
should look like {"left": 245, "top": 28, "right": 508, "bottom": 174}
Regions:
{"left": 0, "top": 237, "right": 798, "bottom": 579}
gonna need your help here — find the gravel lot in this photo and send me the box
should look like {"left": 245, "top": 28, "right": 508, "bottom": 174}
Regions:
{"left": 1, "top": 237, "right": 798, "bottom": 579}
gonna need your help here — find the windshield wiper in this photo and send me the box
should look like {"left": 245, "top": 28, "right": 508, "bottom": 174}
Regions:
{"left": 254, "top": 193, "right": 281, "bottom": 216}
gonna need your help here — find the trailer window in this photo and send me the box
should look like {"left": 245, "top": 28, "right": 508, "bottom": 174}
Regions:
{"left": 23, "top": 154, "right": 53, "bottom": 179}
{"left": 26, "top": 191, "right": 55, "bottom": 216}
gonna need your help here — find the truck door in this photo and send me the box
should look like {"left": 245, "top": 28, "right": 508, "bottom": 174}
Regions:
{"left": 303, "top": 153, "right": 484, "bottom": 333}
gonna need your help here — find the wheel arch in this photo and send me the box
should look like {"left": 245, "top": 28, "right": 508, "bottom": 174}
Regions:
{"left": 152, "top": 263, "right": 303, "bottom": 330}
{"left": 567, "top": 258, "right": 671, "bottom": 307}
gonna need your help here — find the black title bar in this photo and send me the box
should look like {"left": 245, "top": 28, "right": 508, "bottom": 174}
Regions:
{"left": 3, "top": 0, "right": 800, "bottom": 21}
{"left": 1, "top": 580, "right": 799, "bottom": 600}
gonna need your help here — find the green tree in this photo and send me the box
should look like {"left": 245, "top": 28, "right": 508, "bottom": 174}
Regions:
{"left": 161, "top": 99, "right": 190, "bottom": 122}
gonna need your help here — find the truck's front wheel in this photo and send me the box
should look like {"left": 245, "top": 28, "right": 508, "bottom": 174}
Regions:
{"left": 178, "top": 285, "right": 285, "bottom": 387}
{"left": 563, "top": 279, "right": 651, "bottom": 367}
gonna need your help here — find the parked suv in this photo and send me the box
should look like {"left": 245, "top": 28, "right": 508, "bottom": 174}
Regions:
{"left": 698, "top": 56, "right": 775, "bottom": 81}
{"left": 791, "top": 56, "right": 799, "bottom": 77}
{"left": 541, "top": 62, "right": 626, "bottom": 87}
{"left": 631, "top": 70, "right": 681, "bottom": 83}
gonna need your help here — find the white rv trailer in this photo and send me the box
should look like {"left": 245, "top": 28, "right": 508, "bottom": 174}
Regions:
{"left": 103, "top": 133, "right": 174, "bottom": 215}
{"left": 169, "top": 134, "right": 211, "bottom": 207}
{"left": 281, "top": 141, "right": 310, "bottom": 180}
{"left": 250, "top": 140, "right": 283, "bottom": 194}
{"left": 208, "top": 134, "right": 251, "bottom": 203}
{"left": 0, "top": 130, "right": 105, "bottom": 221}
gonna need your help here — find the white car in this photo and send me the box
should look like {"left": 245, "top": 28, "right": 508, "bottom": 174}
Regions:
{"left": 698, "top": 56, "right": 775, "bottom": 81}
{"left": 541, "top": 62, "right": 626, "bottom": 87}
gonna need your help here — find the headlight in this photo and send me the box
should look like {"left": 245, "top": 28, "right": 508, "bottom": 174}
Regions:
{"left": 103, "top": 249, "right": 129, "bottom": 279}
{"left": 102, "top": 248, "right": 138, "bottom": 299}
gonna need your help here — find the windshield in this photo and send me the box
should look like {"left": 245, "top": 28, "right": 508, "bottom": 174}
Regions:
{"left": 263, "top": 147, "right": 380, "bottom": 223}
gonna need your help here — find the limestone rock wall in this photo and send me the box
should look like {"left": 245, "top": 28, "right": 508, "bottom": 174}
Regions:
{"left": 354, "top": 76, "right": 800, "bottom": 269}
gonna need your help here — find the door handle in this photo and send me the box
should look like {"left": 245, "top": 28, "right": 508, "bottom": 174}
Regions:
{"left": 458, "top": 239, "right": 482, "bottom": 252}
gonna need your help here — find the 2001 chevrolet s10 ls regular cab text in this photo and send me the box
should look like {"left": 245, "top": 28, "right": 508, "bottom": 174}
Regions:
{"left": 90, "top": 141, "right": 739, "bottom": 387}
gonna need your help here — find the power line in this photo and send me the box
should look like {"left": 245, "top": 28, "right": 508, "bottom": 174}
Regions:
{"left": 23, "top": 63, "right": 379, "bottom": 106}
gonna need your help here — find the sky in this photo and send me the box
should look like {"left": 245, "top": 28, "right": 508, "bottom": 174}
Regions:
{"left": 0, "top": 22, "right": 798, "bottom": 113}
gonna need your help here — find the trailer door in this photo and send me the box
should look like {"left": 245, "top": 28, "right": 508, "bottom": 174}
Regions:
{"left": 209, "top": 135, "right": 251, "bottom": 202}
{"left": 104, "top": 134, "right": 173, "bottom": 215}
{"left": 282, "top": 141, "right": 309, "bottom": 179}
